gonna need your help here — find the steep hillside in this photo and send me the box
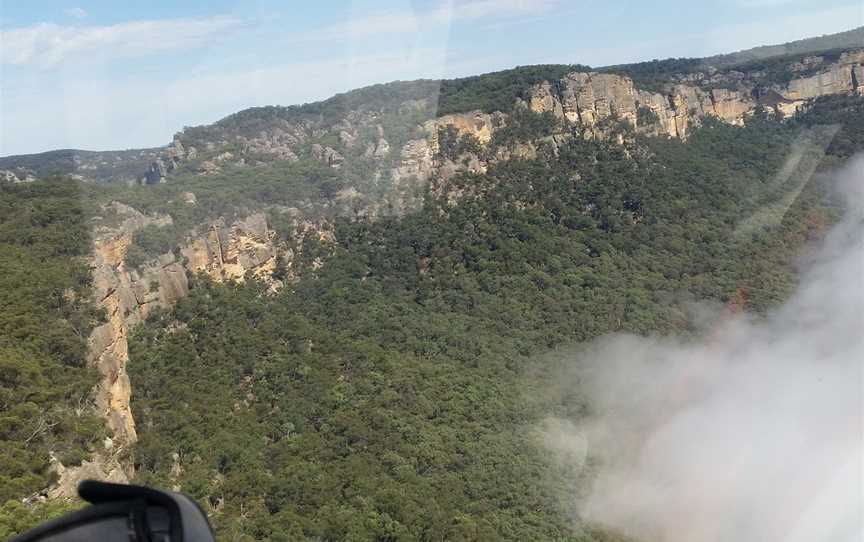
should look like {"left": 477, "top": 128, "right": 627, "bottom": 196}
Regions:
{"left": 122, "top": 100, "right": 860, "bottom": 539}
{"left": 0, "top": 181, "right": 106, "bottom": 506}
{"left": 108, "top": 45, "right": 864, "bottom": 185}
{"left": 3, "top": 30, "right": 864, "bottom": 540}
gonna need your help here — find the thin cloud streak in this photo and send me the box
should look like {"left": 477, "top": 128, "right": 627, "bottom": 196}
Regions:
{"left": 0, "top": 16, "right": 243, "bottom": 67}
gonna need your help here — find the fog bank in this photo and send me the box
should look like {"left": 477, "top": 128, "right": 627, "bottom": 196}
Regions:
{"left": 548, "top": 156, "right": 863, "bottom": 542}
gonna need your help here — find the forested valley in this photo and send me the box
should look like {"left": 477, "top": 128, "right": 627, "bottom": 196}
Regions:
{"left": 1, "top": 50, "right": 863, "bottom": 540}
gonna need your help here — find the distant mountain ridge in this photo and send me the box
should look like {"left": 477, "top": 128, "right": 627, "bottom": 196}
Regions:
{"left": 0, "top": 147, "right": 164, "bottom": 184}
{"left": 2, "top": 26, "right": 862, "bottom": 186}
{"left": 703, "top": 26, "right": 864, "bottom": 67}
{"left": 601, "top": 25, "right": 864, "bottom": 72}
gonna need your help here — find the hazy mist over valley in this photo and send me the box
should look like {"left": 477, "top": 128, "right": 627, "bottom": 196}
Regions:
{"left": 543, "top": 156, "right": 863, "bottom": 542}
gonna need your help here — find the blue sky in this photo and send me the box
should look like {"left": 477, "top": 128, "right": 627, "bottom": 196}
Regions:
{"left": 1, "top": 0, "right": 861, "bottom": 155}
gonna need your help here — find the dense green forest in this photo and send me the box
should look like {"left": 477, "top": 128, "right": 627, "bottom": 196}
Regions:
{"left": 124, "top": 97, "right": 859, "bottom": 540}
{"left": 1, "top": 63, "right": 861, "bottom": 538}
{"left": 0, "top": 180, "right": 104, "bottom": 536}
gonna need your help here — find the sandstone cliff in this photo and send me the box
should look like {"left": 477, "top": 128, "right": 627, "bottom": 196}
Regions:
{"left": 379, "top": 50, "right": 863, "bottom": 191}
{"left": 45, "top": 45, "right": 864, "bottom": 497}
{"left": 362, "top": 51, "right": 861, "bottom": 189}
{"left": 526, "top": 49, "right": 864, "bottom": 139}
{"left": 50, "top": 203, "right": 323, "bottom": 496}
{"left": 131, "top": 48, "right": 862, "bottom": 191}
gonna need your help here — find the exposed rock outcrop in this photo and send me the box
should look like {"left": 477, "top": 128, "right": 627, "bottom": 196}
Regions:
{"left": 310, "top": 144, "right": 344, "bottom": 168}
{"left": 48, "top": 454, "right": 129, "bottom": 500}
{"left": 182, "top": 213, "right": 284, "bottom": 283}
{"left": 88, "top": 204, "right": 182, "bottom": 447}
{"left": 51, "top": 204, "right": 177, "bottom": 495}
{"left": 385, "top": 50, "right": 864, "bottom": 191}
{"left": 426, "top": 111, "right": 501, "bottom": 147}
{"left": 781, "top": 50, "right": 864, "bottom": 101}
{"left": 392, "top": 139, "right": 435, "bottom": 183}
{"left": 373, "top": 138, "right": 391, "bottom": 158}
{"left": 5, "top": 49, "right": 862, "bottom": 188}
{"left": 51, "top": 204, "right": 317, "bottom": 496}
{"left": 526, "top": 50, "right": 864, "bottom": 139}
{"left": 53, "top": 48, "right": 852, "bottom": 195}
{"left": 390, "top": 111, "right": 502, "bottom": 184}
{"left": 1, "top": 168, "right": 36, "bottom": 183}
{"left": 527, "top": 72, "right": 751, "bottom": 138}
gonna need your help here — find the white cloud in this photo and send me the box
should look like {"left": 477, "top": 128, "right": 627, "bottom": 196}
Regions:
{"left": 544, "top": 156, "right": 864, "bottom": 542}
{"left": 64, "top": 7, "right": 88, "bottom": 19}
{"left": 0, "top": 16, "right": 242, "bottom": 67}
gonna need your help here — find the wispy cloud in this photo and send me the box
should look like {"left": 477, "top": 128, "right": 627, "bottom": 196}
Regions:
{"left": 314, "top": 0, "right": 561, "bottom": 40}
{"left": 0, "top": 45, "right": 490, "bottom": 154}
{"left": 0, "top": 15, "right": 242, "bottom": 67}
{"left": 64, "top": 7, "right": 88, "bottom": 20}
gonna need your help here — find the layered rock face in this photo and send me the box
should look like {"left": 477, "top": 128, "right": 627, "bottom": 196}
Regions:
{"left": 87, "top": 204, "right": 187, "bottom": 446}
{"left": 527, "top": 50, "right": 864, "bottom": 138}
{"left": 52, "top": 205, "right": 304, "bottom": 496}
{"left": 395, "top": 50, "right": 864, "bottom": 183}
{"left": 338, "top": 50, "right": 864, "bottom": 188}
{"left": 528, "top": 73, "right": 753, "bottom": 138}
{"left": 51, "top": 204, "right": 181, "bottom": 495}
{"left": 426, "top": 112, "right": 499, "bottom": 146}
{"left": 391, "top": 111, "right": 502, "bottom": 184}
{"left": 182, "top": 213, "right": 283, "bottom": 283}
{"left": 783, "top": 50, "right": 864, "bottom": 101}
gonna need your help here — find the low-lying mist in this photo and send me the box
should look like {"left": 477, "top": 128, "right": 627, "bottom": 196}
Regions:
{"left": 544, "top": 156, "right": 863, "bottom": 542}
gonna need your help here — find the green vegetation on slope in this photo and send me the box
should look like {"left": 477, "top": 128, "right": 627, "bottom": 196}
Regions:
{"left": 195, "top": 29, "right": 862, "bottom": 148}
{"left": 435, "top": 64, "right": 588, "bottom": 115}
{"left": 0, "top": 499, "right": 84, "bottom": 540}
{"left": 0, "top": 179, "right": 104, "bottom": 504}
{"left": 705, "top": 26, "right": 864, "bottom": 67}
{"left": 178, "top": 64, "right": 588, "bottom": 153}
{"left": 600, "top": 27, "right": 863, "bottom": 92}
{"left": 599, "top": 57, "right": 706, "bottom": 92}
{"left": 126, "top": 98, "right": 859, "bottom": 540}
